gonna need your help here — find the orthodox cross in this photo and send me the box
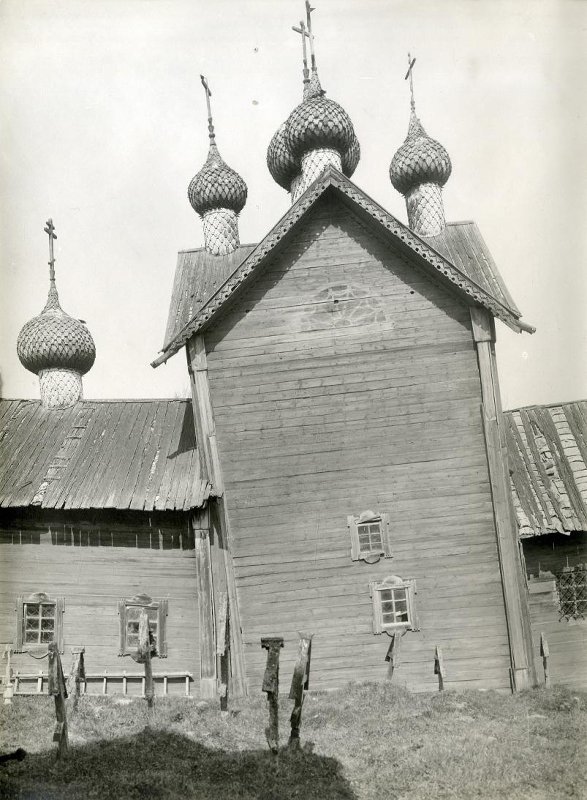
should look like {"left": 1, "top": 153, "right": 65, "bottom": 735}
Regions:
{"left": 44, "top": 218, "right": 57, "bottom": 284}
{"left": 405, "top": 53, "right": 417, "bottom": 111}
{"left": 291, "top": 20, "right": 310, "bottom": 83}
{"left": 200, "top": 74, "right": 216, "bottom": 143}
{"left": 305, "top": 1, "right": 317, "bottom": 71}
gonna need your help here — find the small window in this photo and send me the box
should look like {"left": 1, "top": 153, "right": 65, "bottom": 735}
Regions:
{"left": 15, "top": 592, "right": 65, "bottom": 653}
{"left": 348, "top": 511, "right": 391, "bottom": 562}
{"left": 556, "top": 565, "right": 587, "bottom": 621}
{"left": 370, "top": 576, "right": 418, "bottom": 634}
{"left": 118, "top": 593, "right": 168, "bottom": 657}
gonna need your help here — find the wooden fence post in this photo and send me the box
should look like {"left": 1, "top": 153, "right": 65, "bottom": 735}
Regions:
{"left": 3, "top": 647, "right": 13, "bottom": 705}
{"left": 48, "top": 642, "right": 68, "bottom": 760}
{"left": 288, "top": 632, "right": 313, "bottom": 748}
{"left": 261, "top": 637, "right": 284, "bottom": 753}
{"left": 434, "top": 646, "right": 445, "bottom": 691}
{"left": 540, "top": 632, "right": 550, "bottom": 687}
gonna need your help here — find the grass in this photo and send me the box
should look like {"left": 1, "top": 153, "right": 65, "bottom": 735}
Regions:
{"left": 0, "top": 683, "right": 586, "bottom": 799}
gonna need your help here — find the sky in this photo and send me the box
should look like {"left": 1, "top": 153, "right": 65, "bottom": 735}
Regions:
{"left": 0, "top": 0, "right": 585, "bottom": 410}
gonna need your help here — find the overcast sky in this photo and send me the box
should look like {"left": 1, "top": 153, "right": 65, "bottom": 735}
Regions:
{"left": 1, "top": 0, "right": 585, "bottom": 410}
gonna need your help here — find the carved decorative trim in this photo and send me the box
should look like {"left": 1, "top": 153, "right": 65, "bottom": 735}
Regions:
{"left": 153, "top": 167, "right": 523, "bottom": 366}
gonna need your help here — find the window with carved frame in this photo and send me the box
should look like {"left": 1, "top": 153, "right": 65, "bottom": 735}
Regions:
{"left": 348, "top": 511, "right": 391, "bottom": 562}
{"left": 15, "top": 592, "right": 65, "bottom": 653}
{"left": 370, "top": 576, "right": 419, "bottom": 634}
{"left": 118, "top": 593, "right": 168, "bottom": 657}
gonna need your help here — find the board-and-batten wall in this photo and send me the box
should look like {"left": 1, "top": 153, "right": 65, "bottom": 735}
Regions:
{"left": 204, "top": 194, "right": 512, "bottom": 692}
{"left": 0, "top": 512, "right": 200, "bottom": 696}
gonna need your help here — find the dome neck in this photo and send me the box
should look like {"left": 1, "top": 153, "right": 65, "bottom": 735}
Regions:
{"left": 406, "top": 182, "right": 446, "bottom": 236}
{"left": 39, "top": 368, "right": 83, "bottom": 408}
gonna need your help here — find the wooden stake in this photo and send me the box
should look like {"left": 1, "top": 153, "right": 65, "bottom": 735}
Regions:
{"left": 288, "top": 632, "right": 313, "bottom": 748}
{"left": 3, "top": 647, "right": 13, "bottom": 705}
{"left": 261, "top": 637, "right": 284, "bottom": 753}
{"left": 67, "top": 648, "right": 85, "bottom": 711}
{"left": 216, "top": 592, "right": 229, "bottom": 712}
{"left": 48, "top": 643, "right": 68, "bottom": 760}
{"left": 434, "top": 646, "right": 445, "bottom": 691}
{"left": 540, "top": 632, "right": 550, "bottom": 687}
{"left": 385, "top": 632, "right": 401, "bottom": 680}
{"left": 138, "top": 610, "right": 155, "bottom": 708}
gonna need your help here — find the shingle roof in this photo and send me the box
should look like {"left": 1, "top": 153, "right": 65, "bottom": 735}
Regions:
{"left": 422, "top": 221, "right": 521, "bottom": 317}
{"left": 0, "top": 399, "right": 210, "bottom": 511}
{"left": 505, "top": 401, "right": 587, "bottom": 537}
{"left": 153, "top": 168, "right": 533, "bottom": 367}
{"left": 163, "top": 244, "right": 255, "bottom": 351}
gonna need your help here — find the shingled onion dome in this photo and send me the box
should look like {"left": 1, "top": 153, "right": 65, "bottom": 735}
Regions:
{"left": 187, "top": 76, "right": 248, "bottom": 256}
{"left": 267, "top": 9, "right": 361, "bottom": 204}
{"left": 390, "top": 109, "right": 452, "bottom": 237}
{"left": 285, "top": 70, "right": 356, "bottom": 202}
{"left": 17, "top": 220, "right": 96, "bottom": 409}
{"left": 267, "top": 122, "right": 300, "bottom": 192}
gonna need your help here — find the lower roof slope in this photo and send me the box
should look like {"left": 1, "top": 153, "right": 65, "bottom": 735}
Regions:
{"left": 505, "top": 400, "right": 587, "bottom": 537}
{"left": 0, "top": 399, "right": 210, "bottom": 512}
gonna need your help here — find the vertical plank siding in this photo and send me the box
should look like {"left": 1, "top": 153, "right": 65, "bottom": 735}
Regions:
{"left": 0, "top": 512, "right": 200, "bottom": 696}
{"left": 204, "top": 196, "right": 512, "bottom": 692}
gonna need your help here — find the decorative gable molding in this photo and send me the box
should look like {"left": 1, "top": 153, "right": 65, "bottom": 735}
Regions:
{"left": 152, "top": 167, "right": 534, "bottom": 367}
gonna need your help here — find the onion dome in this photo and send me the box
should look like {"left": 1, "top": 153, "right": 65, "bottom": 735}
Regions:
{"left": 17, "top": 282, "right": 96, "bottom": 376}
{"left": 188, "top": 143, "right": 247, "bottom": 216}
{"left": 341, "top": 134, "right": 361, "bottom": 178}
{"left": 285, "top": 76, "right": 355, "bottom": 161}
{"left": 389, "top": 109, "right": 451, "bottom": 195}
{"left": 267, "top": 122, "right": 299, "bottom": 191}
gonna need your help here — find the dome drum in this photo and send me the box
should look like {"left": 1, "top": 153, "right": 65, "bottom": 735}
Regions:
{"left": 293, "top": 147, "right": 342, "bottom": 202}
{"left": 405, "top": 182, "right": 446, "bottom": 237}
{"left": 202, "top": 208, "right": 241, "bottom": 256}
{"left": 39, "top": 368, "right": 83, "bottom": 409}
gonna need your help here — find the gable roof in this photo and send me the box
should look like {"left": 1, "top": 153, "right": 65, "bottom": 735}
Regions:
{"left": 423, "top": 221, "right": 521, "bottom": 317}
{"left": 505, "top": 400, "right": 587, "bottom": 537}
{"left": 163, "top": 244, "right": 256, "bottom": 350}
{"left": 0, "top": 399, "right": 210, "bottom": 512}
{"left": 153, "top": 167, "right": 533, "bottom": 367}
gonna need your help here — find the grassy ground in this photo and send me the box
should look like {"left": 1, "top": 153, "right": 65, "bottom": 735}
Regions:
{"left": 0, "top": 683, "right": 585, "bottom": 799}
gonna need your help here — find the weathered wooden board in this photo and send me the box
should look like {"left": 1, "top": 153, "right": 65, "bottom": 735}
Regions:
{"left": 202, "top": 194, "right": 512, "bottom": 692}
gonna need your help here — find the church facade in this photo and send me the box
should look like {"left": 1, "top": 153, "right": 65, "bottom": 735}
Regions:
{"left": 1, "top": 4, "right": 585, "bottom": 698}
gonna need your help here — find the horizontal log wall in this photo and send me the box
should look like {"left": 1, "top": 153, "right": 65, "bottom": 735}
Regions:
{"left": 0, "top": 510, "right": 200, "bottom": 695}
{"left": 204, "top": 194, "right": 512, "bottom": 692}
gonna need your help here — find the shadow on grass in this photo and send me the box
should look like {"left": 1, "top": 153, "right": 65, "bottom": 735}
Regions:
{"left": 0, "top": 728, "right": 357, "bottom": 800}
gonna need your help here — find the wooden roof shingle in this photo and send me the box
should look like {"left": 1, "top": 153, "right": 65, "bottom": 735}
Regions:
{"left": 0, "top": 399, "right": 210, "bottom": 512}
{"left": 505, "top": 400, "right": 587, "bottom": 537}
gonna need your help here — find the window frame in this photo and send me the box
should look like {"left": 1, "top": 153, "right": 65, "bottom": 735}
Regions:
{"left": 556, "top": 564, "right": 586, "bottom": 621}
{"left": 370, "top": 576, "right": 419, "bottom": 634}
{"left": 118, "top": 593, "right": 168, "bottom": 657}
{"left": 15, "top": 592, "right": 65, "bottom": 653}
{"left": 348, "top": 511, "right": 391, "bottom": 562}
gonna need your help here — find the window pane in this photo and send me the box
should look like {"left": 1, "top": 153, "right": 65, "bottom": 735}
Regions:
{"left": 41, "top": 631, "right": 54, "bottom": 643}
{"left": 40, "top": 604, "right": 55, "bottom": 620}
{"left": 380, "top": 589, "right": 393, "bottom": 601}
{"left": 25, "top": 631, "right": 39, "bottom": 643}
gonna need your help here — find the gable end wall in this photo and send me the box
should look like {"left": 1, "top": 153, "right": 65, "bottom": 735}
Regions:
{"left": 204, "top": 196, "right": 511, "bottom": 692}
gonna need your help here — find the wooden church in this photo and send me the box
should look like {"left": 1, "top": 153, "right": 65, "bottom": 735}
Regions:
{"left": 1, "top": 4, "right": 585, "bottom": 699}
